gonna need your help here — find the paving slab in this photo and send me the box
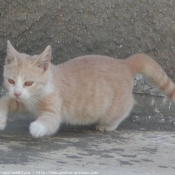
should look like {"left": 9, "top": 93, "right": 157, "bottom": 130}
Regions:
{"left": 0, "top": 122, "right": 175, "bottom": 175}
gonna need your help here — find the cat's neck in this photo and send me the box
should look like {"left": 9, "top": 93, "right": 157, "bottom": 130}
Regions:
{"left": 42, "top": 69, "right": 54, "bottom": 96}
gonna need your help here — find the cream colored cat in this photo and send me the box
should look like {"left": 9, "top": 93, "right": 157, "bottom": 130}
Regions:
{"left": 0, "top": 41, "right": 174, "bottom": 137}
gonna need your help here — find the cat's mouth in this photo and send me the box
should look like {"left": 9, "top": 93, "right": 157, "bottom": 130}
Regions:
{"left": 14, "top": 96, "right": 25, "bottom": 102}
{"left": 15, "top": 98, "right": 23, "bottom": 102}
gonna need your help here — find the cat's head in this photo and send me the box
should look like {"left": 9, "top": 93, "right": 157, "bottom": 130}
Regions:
{"left": 3, "top": 41, "right": 52, "bottom": 102}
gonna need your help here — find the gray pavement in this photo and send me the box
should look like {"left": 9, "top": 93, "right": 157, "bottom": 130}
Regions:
{"left": 0, "top": 122, "right": 175, "bottom": 175}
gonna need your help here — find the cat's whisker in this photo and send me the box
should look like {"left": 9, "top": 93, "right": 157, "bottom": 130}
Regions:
{"left": 23, "top": 95, "right": 40, "bottom": 112}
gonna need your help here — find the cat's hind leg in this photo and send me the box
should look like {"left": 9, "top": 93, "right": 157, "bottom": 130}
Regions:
{"left": 96, "top": 113, "right": 131, "bottom": 132}
{"left": 96, "top": 98, "right": 134, "bottom": 132}
{"left": 96, "top": 118, "right": 124, "bottom": 132}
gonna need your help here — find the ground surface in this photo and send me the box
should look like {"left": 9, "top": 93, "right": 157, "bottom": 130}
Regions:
{"left": 0, "top": 122, "right": 175, "bottom": 175}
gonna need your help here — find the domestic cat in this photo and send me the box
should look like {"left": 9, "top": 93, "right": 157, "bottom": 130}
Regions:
{"left": 0, "top": 41, "right": 174, "bottom": 137}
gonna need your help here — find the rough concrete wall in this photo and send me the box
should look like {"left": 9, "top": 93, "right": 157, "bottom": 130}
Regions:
{"left": 1, "top": 1, "right": 175, "bottom": 68}
{"left": 1, "top": 0, "right": 175, "bottom": 129}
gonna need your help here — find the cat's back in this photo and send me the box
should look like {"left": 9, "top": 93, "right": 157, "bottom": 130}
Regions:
{"left": 61, "top": 55, "right": 121, "bottom": 67}
{"left": 56, "top": 55, "right": 130, "bottom": 77}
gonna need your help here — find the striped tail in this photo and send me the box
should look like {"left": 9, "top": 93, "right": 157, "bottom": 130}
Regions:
{"left": 124, "top": 53, "right": 175, "bottom": 101}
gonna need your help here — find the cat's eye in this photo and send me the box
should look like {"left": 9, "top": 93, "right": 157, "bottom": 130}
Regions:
{"left": 8, "top": 79, "right": 15, "bottom": 84}
{"left": 24, "top": 81, "right": 33, "bottom": 86}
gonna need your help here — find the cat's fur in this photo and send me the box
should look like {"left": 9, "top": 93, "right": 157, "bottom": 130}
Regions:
{"left": 0, "top": 41, "right": 175, "bottom": 137}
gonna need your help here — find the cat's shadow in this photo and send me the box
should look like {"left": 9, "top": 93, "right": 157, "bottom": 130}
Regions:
{"left": 1, "top": 119, "right": 99, "bottom": 137}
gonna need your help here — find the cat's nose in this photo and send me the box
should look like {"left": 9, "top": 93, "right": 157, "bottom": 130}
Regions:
{"left": 14, "top": 92, "right": 21, "bottom": 98}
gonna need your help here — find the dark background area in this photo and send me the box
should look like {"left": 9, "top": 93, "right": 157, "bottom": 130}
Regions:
{"left": 1, "top": 1, "right": 175, "bottom": 71}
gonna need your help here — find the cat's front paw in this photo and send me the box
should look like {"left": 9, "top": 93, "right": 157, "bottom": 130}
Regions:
{"left": 0, "top": 112, "right": 7, "bottom": 130}
{"left": 29, "top": 121, "right": 47, "bottom": 138}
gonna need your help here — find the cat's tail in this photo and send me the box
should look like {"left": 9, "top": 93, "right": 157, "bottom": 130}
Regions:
{"left": 125, "top": 53, "right": 175, "bottom": 101}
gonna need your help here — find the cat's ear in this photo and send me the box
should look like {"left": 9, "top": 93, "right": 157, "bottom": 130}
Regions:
{"left": 35, "top": 45, "right": 52, "bottom": 72}
{"left": 6, "top": 40, "right": 18, "bottom": 64}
